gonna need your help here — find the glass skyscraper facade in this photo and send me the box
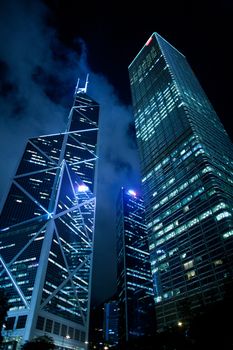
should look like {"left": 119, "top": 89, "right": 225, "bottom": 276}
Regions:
{"left": 0, "top": 86, "right": 99, "bottom": 349}
{"left": 116, "top": 188, "right": 156, "bottom": 344}
{"left": 128, "top": 33, "right": 233, "bottom": 330}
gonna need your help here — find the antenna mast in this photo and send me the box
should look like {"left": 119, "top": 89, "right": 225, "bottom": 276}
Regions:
{"left": 74, "top": 74, "right": 89, "bottom": 95}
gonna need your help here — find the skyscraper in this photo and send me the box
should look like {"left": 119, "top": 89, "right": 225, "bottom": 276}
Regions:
{"left": 116, "top": 188, "right": 156, "bottom": 344}
{"left": 103, "top": 300, "right": 119, "bottom": 347}
{"left": 0, "top": 81, "right": 99, "bottom": 349}
{"left": 128, "top": 33, "right": 233, "bottom": 330}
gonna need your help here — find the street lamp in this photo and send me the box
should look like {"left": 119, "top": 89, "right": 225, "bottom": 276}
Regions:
{"left": 62, "top": 334, "right": 70, "bottom": 349}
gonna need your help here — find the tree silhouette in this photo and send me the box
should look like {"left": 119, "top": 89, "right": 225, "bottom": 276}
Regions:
{"left": 21, "top": 335, "right": 55, "bottom": 350}
{"left": 0, "top": 288, "right": 10, "bottom": 346}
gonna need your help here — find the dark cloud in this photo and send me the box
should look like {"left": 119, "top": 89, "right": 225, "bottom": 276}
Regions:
{"left": 126, "top": 121, "right": 138, "bottom": 149}
{"left": 0, "top": 0, "right": 64, "bottom": 206}
{"left": 0, "top": 0, "right": 140, "bottom": 304}
{"left": 87, "top": 75, "right": 141, "bottom": 302}
{"left": 109, "top": 157, "right": 133, "bottom": 175}
{"left": 0, "top": 61, "right": 18, "bottom": 98}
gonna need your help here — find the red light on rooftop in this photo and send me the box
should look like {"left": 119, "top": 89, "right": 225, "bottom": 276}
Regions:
{"left": 145, "top": 36, "right": 153, "bottom": 46}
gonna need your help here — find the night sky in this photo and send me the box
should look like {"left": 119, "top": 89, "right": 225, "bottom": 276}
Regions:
{"left": 0, "top": 0, "right": 232, "bottom": 306}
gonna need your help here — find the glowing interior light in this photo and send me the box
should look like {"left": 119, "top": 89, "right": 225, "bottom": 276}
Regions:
{"left": 78, "top": 184, "right": 89, "bottom": 192}
{"left": 145, "top": 36, "right": 153, "bottom": 46}
{"left": 128, "top": 190, "right": 137, "bottom": 196}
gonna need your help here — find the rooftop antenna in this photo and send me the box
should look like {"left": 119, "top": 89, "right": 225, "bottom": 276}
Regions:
{"left": 74, "top": 78, "right": 80, "bottom": 95}
{"left": 74, "top": 74, "right": 89, "bottom": 95}
{"left": 84, "top": 73, "right": 89, "bottom": 93}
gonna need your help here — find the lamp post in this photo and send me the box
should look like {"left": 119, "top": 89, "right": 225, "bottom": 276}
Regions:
{"left": 61, "top": 334, "right": 70, "bottom": 349}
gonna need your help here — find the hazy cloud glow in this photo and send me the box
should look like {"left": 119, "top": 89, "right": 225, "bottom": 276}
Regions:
{"left": 0, "top": 0, "right": 140, "bottom": 303}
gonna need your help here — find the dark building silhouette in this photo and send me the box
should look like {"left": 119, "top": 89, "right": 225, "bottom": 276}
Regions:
{"left": 88, "top": 302, "right": 105, "bottom": 350}
{"left": 0, "top": 81, "right": 99, "bottom": 349}
{"left": 128, "top": 32, "right": 233, "bottom": 330}
{"left": 116, "top": 188, "right": 156, "bottom": 344}
{"left": 103, "top": 300, "right": 119, "bottom": 347}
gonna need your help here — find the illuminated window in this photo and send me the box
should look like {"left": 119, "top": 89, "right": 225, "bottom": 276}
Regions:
{"left": 186, "top": 270, "right": 196, "bottom": 280}
{"left": 199, "top": 210, "right": 212, "bottom": 220}
{"left": 184, "top": 260, "right": 194, "bottom": 270}
{"left": 213, "top": 259, "right": 223, "bottom": 266}
{"left": 158, "top": 262, "right": 169, "bottom": 271}
{"left": 216, "top": 211, "right": 232, "bottom": 221}
{"left": 149, "top": 243, "right": 155, "bottom": 250}
{"left": 155, "top": 296, "right": 162, "bottom": 303}
{"left": 212, "top": 202, "right": 227, "bottom": 212}
{"left": 223, "top": 230, "right": 233, "bottom": 239}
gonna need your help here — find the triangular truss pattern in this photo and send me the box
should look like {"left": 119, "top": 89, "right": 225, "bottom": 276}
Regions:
{"left": 0, "top": 92, "right": 99, "bottom": 337}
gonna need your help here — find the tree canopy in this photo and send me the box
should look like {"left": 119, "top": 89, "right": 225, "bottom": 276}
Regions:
{"left": 21, "top": 335, "right": 56, "bottom": 350}
{"left": 0, "top": 288, "right": 10, "bottom": 345}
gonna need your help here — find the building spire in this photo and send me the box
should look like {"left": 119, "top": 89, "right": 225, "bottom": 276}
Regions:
{"left": 74, "top": 74, "right": 89, "bottom": 95}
